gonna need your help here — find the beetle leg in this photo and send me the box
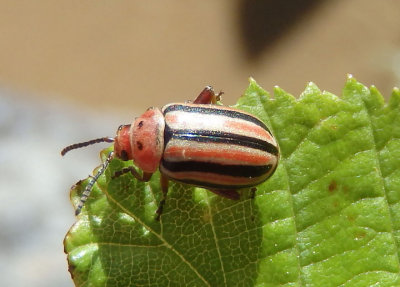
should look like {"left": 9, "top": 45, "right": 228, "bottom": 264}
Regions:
{"left": 193, "top": 86, "right": 223, "bottom": 104}
{"left": 112, "top": 166, "right": 152, "bottom": 182}
{"left": 155, "top": 174, "right": 169, "bottom": 221}
{"left": 209, "top": 189, "right": 240, "bottom": 200}
{"left": 250, "top": 187, "right": 257, "bottom": 199}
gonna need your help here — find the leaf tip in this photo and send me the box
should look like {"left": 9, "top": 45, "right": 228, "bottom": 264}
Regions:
{"left": 248, "top": 77, "right": 257, "bottom": 85}
{"left": 273, "top": 85, "right": 281, "bottom": 93}
{"left": 369, "top": 85, "right": 382, "bottom": 97}
{"left": 345, "top": 74, "right": 361, "bottom": 88}
{"left": 273, "top": 85, "right": 296, "bottom": 102}
{"left": 302, "top": 82, "right": 321, "bottom": 96}
{"left": 247, "top": 77, "right": 265, "bottom": 95}
{"left": 389, "top": 86, "right": 400, "bottom": 107}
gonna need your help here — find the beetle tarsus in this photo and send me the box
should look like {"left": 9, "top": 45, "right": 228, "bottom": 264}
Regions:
{"left": 112, "top": 167, "right": 134, "bottom": 179}
{"left": 112, "top": 167, "right": 153, "bottom": 182}
{"left": 154, "top": 175, "right": 170, "bottom": 220}
{"left": 250, "top": 187, "right": 257, "bottom": 199}
{"left": 155, "top": 199, "right": 165, "bottom": 221}
{"left": 74, "top": 151, "right": 114, "bottom": 216}
{"left": 215, "top": 90, "right": 224, "bottom": 102}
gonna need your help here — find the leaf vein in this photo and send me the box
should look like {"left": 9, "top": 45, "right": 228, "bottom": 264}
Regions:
{"left": 206, "top": 192, "right": 228, "bottom": 287}
{"left": 103, "top": 185, "right": 211, "bottom": 287}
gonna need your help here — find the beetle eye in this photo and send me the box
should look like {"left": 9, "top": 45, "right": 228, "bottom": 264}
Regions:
{"left": 120, "top": 150, "right": 129, "bottom": 161}
{"left": 138, "top": 121, "right": 144, "bottom": 128}
{"left": 117, "top": 124, "right": 131, "bottom": 132}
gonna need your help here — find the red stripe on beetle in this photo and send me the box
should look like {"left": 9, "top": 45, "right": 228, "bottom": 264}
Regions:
{"left": 163, "top": 144, "right": 272, "bottom": 165}
{"left": 224, "top": 119, "right": 275, "bottom": 143}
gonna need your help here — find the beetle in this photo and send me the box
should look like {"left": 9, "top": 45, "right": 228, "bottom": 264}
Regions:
{"left": 62, "top": 86, "right": 279, "bottom": 219}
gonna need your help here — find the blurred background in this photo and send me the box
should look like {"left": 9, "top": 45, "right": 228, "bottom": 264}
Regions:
{"left": 0, "top": 1, "right": 399, "bottom": 286}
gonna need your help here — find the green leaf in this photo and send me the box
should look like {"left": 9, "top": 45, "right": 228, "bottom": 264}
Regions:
{"left": 64, "top": 76, "right": 400, "bottom": 286}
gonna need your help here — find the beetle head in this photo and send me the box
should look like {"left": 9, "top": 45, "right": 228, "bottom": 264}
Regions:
{"left": 114, "top": 124, "right": 132, "bottom": 161}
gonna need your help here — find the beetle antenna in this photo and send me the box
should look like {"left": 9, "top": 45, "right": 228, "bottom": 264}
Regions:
{"left": 75, "top": 151, "right": 114, "bottom": 215}
{"left": 61, "top": 137, "right": 114, "bottom": 156}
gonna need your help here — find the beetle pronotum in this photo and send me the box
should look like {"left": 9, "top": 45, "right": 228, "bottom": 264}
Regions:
{"left": 62, "top": 86, "right": 279, "bottom": 219}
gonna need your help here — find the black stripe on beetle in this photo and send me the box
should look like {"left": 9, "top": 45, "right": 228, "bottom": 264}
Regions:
{"left": 164, "top": 126, "right": 279, "bottom": 156}
{"left": 163, "top": 104, "right": 271, "bottom": 133}
{"left": 161, "top": 159, "right": 273, "bottom": 177}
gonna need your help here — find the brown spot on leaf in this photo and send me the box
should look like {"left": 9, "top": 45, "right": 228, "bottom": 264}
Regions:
{"left": 347, "top": 214, "right": 356, "bottom": 222}
{"left": 329, "top": 180, "right": 337, "bottom": 192}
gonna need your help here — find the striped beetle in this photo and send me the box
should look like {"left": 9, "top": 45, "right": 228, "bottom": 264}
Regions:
{"left": 62, "top": 86, "right": 279, "bottom": 219}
